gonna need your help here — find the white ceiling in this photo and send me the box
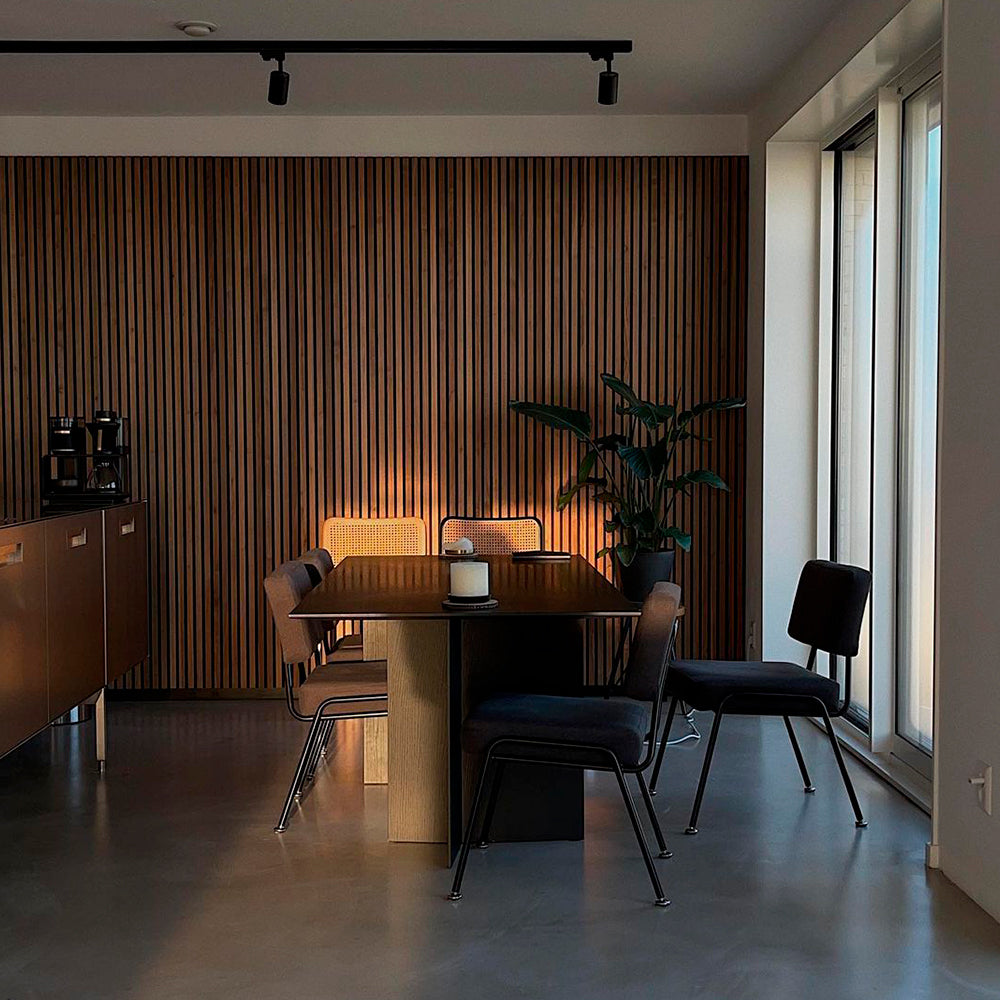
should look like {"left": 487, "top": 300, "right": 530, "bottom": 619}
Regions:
{"left": 0, "top": 0, "right": 843, "bottom": 116}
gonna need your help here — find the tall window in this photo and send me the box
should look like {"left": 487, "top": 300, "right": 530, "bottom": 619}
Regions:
{"left": 830, "top": 114, "right": 877, "bottom": 732}
{"left": 896, "top": 77, "right": 942, "bottom": 759}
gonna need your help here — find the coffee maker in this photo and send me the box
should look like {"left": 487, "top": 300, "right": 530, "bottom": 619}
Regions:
{"left": 47, "top": 416, "right": 86, "bottom": 489}
{"left": 86, "top": 409, "right": 123, "bottom": 492}
{"left": 41, "top": 408, "right": 131, "bottom": 511}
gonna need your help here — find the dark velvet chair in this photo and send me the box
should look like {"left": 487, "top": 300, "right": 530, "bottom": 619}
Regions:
{"left": 649, "top": 559, "right": 871, "bottom": 834}
{"left": 448, "top": 582, "right": 682, "bottom": 907}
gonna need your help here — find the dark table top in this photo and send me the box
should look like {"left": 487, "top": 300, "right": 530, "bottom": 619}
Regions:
{"left": 290, "top": 554, "right": 640, "bottom": 620}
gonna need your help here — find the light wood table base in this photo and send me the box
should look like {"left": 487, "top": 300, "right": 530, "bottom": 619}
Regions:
{"left": 386, "top": 620, "right": 451, "bottom": 843}
{"left": 362, "top": 622, "right": 389, "bottom": 784}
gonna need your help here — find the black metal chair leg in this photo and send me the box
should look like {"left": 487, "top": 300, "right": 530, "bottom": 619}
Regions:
{"left": 686, "top": 711, "right": 723, "bottom": 835}
{"left": 447, "top": 755, "right": 496, "bottom": 901}
{"left": 820, "top": 707, "right": 868, "bottom": 828}
{"left": 475, "top": 760, "right": 506, "bottom": 849}
{"left": 635, "top": 771, "right": 671, "bottom": 858}
{"left": 649, "top": 696, "right": 679, "bottom": 794}
{"left": 783, "top": 716, "right": 815, "bottom": 792}
{"left": 275, "top": 715, "right": 325, "bottom": 833}
{"left": 609, "top": 758, "right": 669, "bottom": 906}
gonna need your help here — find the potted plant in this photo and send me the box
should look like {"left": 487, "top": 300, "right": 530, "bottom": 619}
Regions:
{"left": 510, "top": 374, "right": 744, "bottom": 602}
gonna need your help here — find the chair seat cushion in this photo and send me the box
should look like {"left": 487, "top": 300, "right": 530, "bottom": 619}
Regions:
{"left": 298, "top": 660, "right": 388, "bottom": 717}
{"left": 462, "top": 694, "right": 651, "bottom": 768}
{"left": 667, "top": 659, "right": 840, "bottom": 715}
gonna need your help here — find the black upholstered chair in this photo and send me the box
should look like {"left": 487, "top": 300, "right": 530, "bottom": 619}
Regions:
{"left": 448, "top": 582, "right": 682, "bottom": 907}
{"left": 649, "top": 559, "right": 871, "bottom": 834}
{"left": 264, "top": 560, "right": 388, "bottom": 832}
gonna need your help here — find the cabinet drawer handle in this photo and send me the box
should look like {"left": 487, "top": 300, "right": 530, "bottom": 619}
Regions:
{"left": 120, "top": 519, "right": 136, "bottom": 536}
{"left": 0, "top": 541, "right": 23, "bottom": 567}
{"left": 68, "top": 528, "right": 88, "bottom": 548}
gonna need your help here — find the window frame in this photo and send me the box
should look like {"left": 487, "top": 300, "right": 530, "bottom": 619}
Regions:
{"left": 826, "top": 111, "right": 878, "bottom": 735}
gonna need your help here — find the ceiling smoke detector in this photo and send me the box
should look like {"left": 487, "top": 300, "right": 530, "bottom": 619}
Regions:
{"left": 175, "top": 21, "right": 218, "bottom": 38}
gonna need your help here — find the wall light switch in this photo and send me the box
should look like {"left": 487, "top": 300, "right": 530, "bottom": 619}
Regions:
{"left": 970, "top": 762, "right": 993, "bottom": 816}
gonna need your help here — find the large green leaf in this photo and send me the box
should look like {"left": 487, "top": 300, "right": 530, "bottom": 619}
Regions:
{"left": 509, "top": 400, "right": 592, "bottom": 440}
{"left": 615, "top": 541, "right": 638, "bottom": 567}
{"left": 677, "top": 396, "right": 745, "bottom": 425}
{"left": 659, "top": 525, "right": 693, "bottom": 551}
{"left": 577, "top": 450, "right": 596, "bottom": 484}
{"left": 617, "top": 443, "right": 664, "bottom": 480}
{"left": 594, "top": 432, "right": 629, "bottom": 451}
{"left": 600, "top": 373, "right": 641, "bottom": 408}
{"left": 676, "top": 469, "right": 729, "bottom": 491}
{"left": 615, "top": 401, "right": 675, "bottom": 431}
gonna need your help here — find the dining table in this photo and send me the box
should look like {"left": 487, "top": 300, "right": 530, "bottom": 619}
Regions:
{"left": 290, "top": 553, "right": 640, "bottom": 864}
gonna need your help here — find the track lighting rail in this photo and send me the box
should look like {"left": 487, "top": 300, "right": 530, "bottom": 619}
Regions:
{"left": 0, "top": 39, "right": 632, "bottom": 58}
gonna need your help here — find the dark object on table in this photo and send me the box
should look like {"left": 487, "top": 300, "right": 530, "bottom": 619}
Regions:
{"left": 441, "top": 595, "right": 498, "bottom": 610}
{"left": 511, "top": 550, "right": 571, "bottom": 562}
{"left": 448, "top": 581, "right": 682, "bottom": 907}
{"left": 651, "top": 559, "right": 872, "bottom": 835}
{"left": 41, "top": 409, "right": 131, "bottom": 512}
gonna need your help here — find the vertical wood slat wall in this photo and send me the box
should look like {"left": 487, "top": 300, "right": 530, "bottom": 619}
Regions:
{"left": 0, "top": 155, "right": 747, "bottom": 690}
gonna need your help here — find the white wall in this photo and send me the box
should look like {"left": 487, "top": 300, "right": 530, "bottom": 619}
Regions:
{"left": 0, "top": 114, "right": 746, "bottom": 156}
{"left": 761, "top": 142, "right": 821, "bottom": 659}
{"left": 934, "top": 0, "right": 1000, "bottom": 922}
{"left": 745, "top": 0, "right": 913, "bottom": 658}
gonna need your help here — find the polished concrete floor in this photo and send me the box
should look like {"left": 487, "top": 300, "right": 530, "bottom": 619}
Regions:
{"left": 2, "top": 702, "right": 1000, "bottom": 1000}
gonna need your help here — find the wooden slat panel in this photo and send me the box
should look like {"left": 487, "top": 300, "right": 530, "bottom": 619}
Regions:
{"left": 0, "top": 155, "right": 747, "bottom": 689}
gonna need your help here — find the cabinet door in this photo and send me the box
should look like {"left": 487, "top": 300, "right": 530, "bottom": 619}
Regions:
{"left": 104, "top": 503, "right": 149, "bottom": 684}
{"left": 45, "top": 511, "right": 105, "bottom": 719}
{"left": 0, "top": 522, "right": 48, "bottom": 756}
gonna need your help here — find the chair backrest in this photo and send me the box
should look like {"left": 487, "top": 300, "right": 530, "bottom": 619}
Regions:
{"left": 322, "top": 517, "right": 426, "bottom": 564}
{"left": 264, "top": 560, "right": 324, "bottom": 665}
{"left": 439, "top": 515, "right": 543, "bottom": 555}
{"left": 622, "top": 581, "right": 682, "bottom": 703}
{"left": 787, "top": 559, "right": 872, "bottom": 657}
{"left": 299, "top": 546, "right": 334, "bottom": 587}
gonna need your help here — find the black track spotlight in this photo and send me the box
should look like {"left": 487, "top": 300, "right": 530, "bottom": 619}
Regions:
{"left": 263, "top": 50, "right": 289, "bottom": 106}
{"left": 598, "top": 55, "right": 618, "bottom": 106}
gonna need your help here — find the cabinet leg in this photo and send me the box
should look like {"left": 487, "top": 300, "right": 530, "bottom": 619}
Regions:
{"left": 95, "top": 688, "right": 107, "bottom": 774}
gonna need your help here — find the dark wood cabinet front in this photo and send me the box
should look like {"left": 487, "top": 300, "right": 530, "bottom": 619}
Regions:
{"left": 0, "top": 522, "right": 49, "bottom": 753}
{"left": 104, "top": 502, "right": 149, "bottom": 684}
{"left": 44, "top": 511, "right": 106, "bottom": 720}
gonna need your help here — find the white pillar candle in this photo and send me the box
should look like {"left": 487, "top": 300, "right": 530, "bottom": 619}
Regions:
{"left": 450, "top": 560, "right": 490, "bottom": 597}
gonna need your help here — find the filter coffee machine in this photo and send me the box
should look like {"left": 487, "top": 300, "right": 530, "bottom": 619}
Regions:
{"left": 86, "top": 409, "right": 123, "bottom": 492}
{"left": 41, "top": 408, "right": 131, "bottom": 511}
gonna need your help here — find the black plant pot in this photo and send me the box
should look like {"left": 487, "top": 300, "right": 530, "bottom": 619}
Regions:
{"left": 615, "top": 549, "right": 676, "bottom": 603}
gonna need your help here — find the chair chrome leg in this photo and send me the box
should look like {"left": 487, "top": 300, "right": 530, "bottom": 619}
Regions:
{"left": 649, "top": 696, "right": 679, "bottom": 794}
{"left": 319, "top": 718, "right": 336, "bottom": 758}
{"left": 609, "top": 758, "right": 669, "bottom": 906}
{"left": 275, "top": 715, "right": 325, "bottom": 833}
{"left": 304, "top": 719, "right": 331, "bottom": 783}
{"left": 686, "top": 711, "right": 723, "bottom": 834}
{"left": 635, "top": 771, "right": 671, "bottom": 858}
{"left": 783, "top": 716, "right": 815, "bottom": 792}
{"left": 447, "top": 754, "right": 496, "bottom": 901}
{"left": 820, "top": 707, "right": 867, "bottom": 828}
{"left": 475, "top": 760, "right": 506, "bottom": 849}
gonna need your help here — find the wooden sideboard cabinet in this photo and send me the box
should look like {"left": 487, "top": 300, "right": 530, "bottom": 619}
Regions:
{"left": 104, "top": 503, "right": 150, "bottom": 685}
{"left": 45, "top": 510, "right": 106, "bottom": 719}
{"left": 0, "top": 521, "right": 49, "bottom": 754}
{"left": 0, "top": 501, "right": 149, "bottom": 762}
